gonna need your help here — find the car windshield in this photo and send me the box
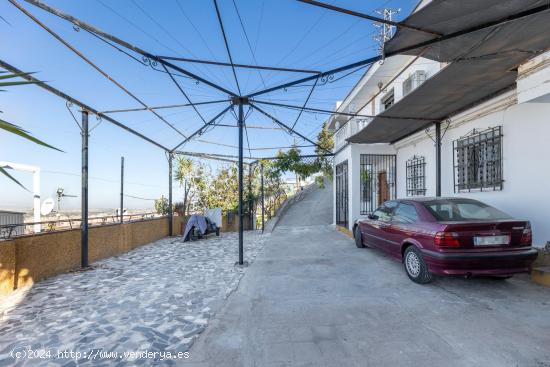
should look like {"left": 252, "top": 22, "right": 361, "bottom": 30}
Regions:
{"left": 422, "top": 199, "right": 512, "bottom": 221}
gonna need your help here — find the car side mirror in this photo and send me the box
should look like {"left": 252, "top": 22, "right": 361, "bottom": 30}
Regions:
{"left": 368, "top": 214, "right": 378, "bottom": 220}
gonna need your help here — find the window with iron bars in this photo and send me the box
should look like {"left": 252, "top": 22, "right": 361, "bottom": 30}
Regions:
{"left": 453, "top": 126, "right": 503, "bottom": 192}
{"left": 406, "top": 155, "right": 426, "bottom": 196}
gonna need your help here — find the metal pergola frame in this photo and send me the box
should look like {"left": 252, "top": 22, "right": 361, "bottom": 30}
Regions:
{"left": 5, "top": 0, "right": 546, "bottom": 267}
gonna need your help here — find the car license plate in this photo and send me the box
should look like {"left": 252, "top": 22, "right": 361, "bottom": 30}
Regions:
{"left": 474, "top": 235, "right": 510, "bottom": 246}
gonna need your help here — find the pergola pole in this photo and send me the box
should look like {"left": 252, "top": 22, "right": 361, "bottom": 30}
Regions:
{"left": 168, "top": 153, "right": 174, "bottom": 236}
{"left": 248, "top": 164, "right": 253, "bottom": 229}
{"left": 120, "top": 156, "right": 124, "bottom": 223}
{"left": 81, "top": 110, "right": 89, "bottom": 268}
{"left": 261, "top": 163, "right": 265, "bottom": 233}
{"left": 238, "top": 101, "right": 244, "bottom": 265}
{"left": 435, "top": 122, "right": 442, "bottom": 197}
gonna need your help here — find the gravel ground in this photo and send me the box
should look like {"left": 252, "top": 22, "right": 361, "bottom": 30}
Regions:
{"left": 0, "top": 231, "right": 267, "bottom": 366}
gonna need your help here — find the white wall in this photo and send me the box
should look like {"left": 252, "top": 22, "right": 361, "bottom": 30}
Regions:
{"left": 333, "top": 143, "right": 396, "bottom": 230}
{"left": 372, "top": 57, "right": 442, "bottom": 114}
{"left": 332, "top": 50, "right": 550, "bottom": 243}
{"left": 393, "top": 89, "right": 550, "bottom": 247}
{"left": 333, "top": 145, "right": 352, "bottom": 226}
{"left": 349, "top": 144, "right": 396, "bottom": 230}
{"left": 394, "top": 134, "right": 437, "bottom": 198}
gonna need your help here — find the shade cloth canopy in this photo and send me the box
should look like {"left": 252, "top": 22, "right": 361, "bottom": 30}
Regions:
{"left": 348, "top": 0, "right": 550, "bottom": 144}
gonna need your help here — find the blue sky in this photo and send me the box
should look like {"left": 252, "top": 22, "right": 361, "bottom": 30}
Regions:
{"left": 0, "top": 0, "right": 416, "bottom": 211}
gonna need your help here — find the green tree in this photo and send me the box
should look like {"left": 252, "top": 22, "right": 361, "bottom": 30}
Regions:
{"left": 271, "top": 122, "right": 334, "bottom": 181}
{"left": 0, "top": 72, "right": 61, "bottom": 187}
{"left": 315, "top": 122, "right": 334, "bottom": 177}
{"left": 174, "top": 156, "right": 208, "bottom": 215}
{"left": 154, "top": 195, "right": 170, "bottom": 215}
{"left": 202, "top": 164, "right": 239, "bottom": 212}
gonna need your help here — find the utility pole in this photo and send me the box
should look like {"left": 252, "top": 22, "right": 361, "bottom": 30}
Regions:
{"left": 373, "top": 8, "right": 400, "bottom": 55}
{"left": 120, "top": 156, "right": 124, "bottom": 223}
{"left": 81, "top": 110, "right": 89, "bottom": 268}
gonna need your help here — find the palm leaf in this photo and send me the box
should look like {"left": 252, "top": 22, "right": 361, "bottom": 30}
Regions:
{"left": 0, "top": 166, "right": 28, "bottom": 191}
{"left": 0, "top": 118, "right": 63, "bottom": 152}
{"left": 0, "top": 72, "right": 35, "bottom": 80}
{"left": 0, "top": 72, "right": 36, "bottom": 91}
{"left": 0, "top": 80, "right": 36, "bottom": 88}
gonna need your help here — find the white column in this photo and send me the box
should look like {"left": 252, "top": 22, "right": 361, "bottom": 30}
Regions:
{"left": 33, "top": 168, "right": 41, "bottom": 233}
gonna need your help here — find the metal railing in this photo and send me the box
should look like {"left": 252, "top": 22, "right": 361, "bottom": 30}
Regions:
{"left": 334, "top": 117, "right": 373, "bottom": 150}
{"left": 0, "top": 212, "right": 162, "bottom": 240}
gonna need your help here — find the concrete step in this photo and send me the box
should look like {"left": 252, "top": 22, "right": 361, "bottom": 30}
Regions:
{"left": 531, "top": 266, "right": 550, "bottom": 287}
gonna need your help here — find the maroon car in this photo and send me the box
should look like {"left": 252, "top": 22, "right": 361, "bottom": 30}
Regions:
{"left": 353, "top": 198, "right": 538, "bottom": 283}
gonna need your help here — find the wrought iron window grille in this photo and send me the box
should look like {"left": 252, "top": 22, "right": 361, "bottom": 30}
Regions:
{"left": 406, "top": 155, "right": 426, "bottom": 196}
{"left": 453, "top": 126, "right": 503, "bottom": 193}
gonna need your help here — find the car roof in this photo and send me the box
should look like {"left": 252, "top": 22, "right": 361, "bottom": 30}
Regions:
{"left": 396, "top": 197, "right": 479, "bottom": 203}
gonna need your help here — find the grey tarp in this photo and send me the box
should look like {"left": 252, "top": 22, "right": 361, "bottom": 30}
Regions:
{"left": 183, "top": 214, "right": 207, "bottom": 241}
{"left": 348, "top": 0, "right": 550, "bottom": 144}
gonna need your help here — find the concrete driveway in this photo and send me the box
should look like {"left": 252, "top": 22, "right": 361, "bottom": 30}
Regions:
{"left": 188, "top": 183, "right": 550, "bottom": 367}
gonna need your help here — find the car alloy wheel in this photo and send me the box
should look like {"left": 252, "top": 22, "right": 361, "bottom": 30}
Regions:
{"left": 405, "top": 251, "right": 421, "bottom": 278}
{"left": 403, "top": 246, "right": 433, "bottom": 284}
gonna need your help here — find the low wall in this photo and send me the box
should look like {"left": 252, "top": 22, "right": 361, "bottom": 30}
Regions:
{"left": 0, "top": 216, "right": 184, "bottom": 297}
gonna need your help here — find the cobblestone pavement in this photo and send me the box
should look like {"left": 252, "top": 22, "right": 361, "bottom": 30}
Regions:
{"left": 0, "top": 231, "right": 267, "bottom": 366}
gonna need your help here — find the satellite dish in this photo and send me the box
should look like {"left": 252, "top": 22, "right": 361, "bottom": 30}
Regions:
{"left": 41, "top": 198, "right": 55, "bottom": 216}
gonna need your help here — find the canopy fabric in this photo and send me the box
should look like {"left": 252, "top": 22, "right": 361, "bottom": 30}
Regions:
{"left": 385, "top": 0, "right": 550, "bottom": 62}
{"left": 348, "top": 0, "right": 550, "bottom": 144}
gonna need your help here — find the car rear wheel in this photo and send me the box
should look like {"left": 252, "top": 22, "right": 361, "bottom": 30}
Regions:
{"left": 354, "top": 226, "right": 365, "bottom": 248}
{"left": 404, "top": 246, "right": 433, "bottom": 284}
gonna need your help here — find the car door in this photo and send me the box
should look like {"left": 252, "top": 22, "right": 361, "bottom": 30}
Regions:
{"left": 387, "top": 203, "right": 420, "bottom": 260}
{"left": 361, "top": 201, "right": 398, "bottom": 249}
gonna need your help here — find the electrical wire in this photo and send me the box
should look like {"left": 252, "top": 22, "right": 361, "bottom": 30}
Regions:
{"left": 124, "top": 194, "right": 157, "bottom": 201}
{"left": 129, "top": 0, "right": 226, "bottom": 89}
{"left": 9, "top": 0, "right": 190, "bottom": 140}
{"left": 211, "top": 0, "right": 241, "bottom": 95}
{"left": 174, "top": 0, "right": 235, "bottom": 88}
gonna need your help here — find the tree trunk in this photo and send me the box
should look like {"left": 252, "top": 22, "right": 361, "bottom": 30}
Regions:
{"left": 183, "top": 180, "right": 189, "bottom": 216}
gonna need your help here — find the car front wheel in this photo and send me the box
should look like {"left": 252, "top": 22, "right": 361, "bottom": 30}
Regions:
{"left": 354, "top": 226, "right": 365, "bottom": 248}
{"left": 403, "top": 246, "right": 433, "bottom": 284}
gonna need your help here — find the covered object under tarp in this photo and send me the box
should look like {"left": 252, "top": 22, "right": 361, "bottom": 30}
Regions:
{"left": 348, "top": 0, "right": 550, "bottom": 144}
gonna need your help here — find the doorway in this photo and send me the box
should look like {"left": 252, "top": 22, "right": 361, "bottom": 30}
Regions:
{"left": 335, "top": 160, "right": 348, "bottom": 228}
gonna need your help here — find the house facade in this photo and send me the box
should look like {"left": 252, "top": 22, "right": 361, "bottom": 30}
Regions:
{"left": 329, "top": 0, "right": 550, "bottom": 247}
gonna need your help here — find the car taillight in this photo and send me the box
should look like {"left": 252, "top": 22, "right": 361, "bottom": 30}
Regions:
{"left": 520, "top": 223, "right": 532, "bottom": 246}
{"left": 434, "top": 232, "right": 460, "bottom": 248}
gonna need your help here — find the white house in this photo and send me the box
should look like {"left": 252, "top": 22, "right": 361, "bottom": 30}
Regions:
{"left": 329, "top": 0, "right": 550, "bottom": 247}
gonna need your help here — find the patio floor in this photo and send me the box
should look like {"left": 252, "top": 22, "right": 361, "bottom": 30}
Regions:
{"left": 0, "top": 231, "right": 266, "bottom": 366}
{"left": 186, "top": 183, "right": 550, "bottom": 367}
{"left": 2, "top": 183, "right": 550, "bottom": 366}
